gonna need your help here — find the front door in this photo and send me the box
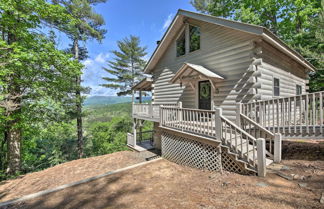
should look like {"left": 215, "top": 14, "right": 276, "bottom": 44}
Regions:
{"left": 198, "top": 81, "right": 211, "bottom": 110}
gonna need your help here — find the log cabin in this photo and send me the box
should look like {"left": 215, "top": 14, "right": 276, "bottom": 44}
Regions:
{"left": 128, "top": 10, "right": 323, "bottom": 176}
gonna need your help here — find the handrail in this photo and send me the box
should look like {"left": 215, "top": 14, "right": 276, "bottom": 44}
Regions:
{"left": 160, "top": 106, "right": 216, "bottom": 113}
{"left": 240, "top": 113, "right": 274, "bottom": 137}
{"left": 221, "top": 115, "right": 273, "bottom": 161}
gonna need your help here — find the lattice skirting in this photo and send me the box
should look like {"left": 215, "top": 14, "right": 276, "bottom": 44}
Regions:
{"left": 161, "top": 131, "right": 222, "bottom": 172}
{"left": 221, "top": 147, "right": 252, "bottom": 175}
{"left": 161, "top": 131, "right": 253, "bottom": 175}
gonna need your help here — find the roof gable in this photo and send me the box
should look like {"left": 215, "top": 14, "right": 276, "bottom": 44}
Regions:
{"left": 144, "top": 10, "right": 316, "bottom": 73}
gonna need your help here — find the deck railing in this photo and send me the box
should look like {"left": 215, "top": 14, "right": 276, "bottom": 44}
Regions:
{"left": 242, "top": 91, "right": 324, "bottom": 135}
{"left": 160, "top": 106, "right": 216, "bottom": 138}
{"left": 132, "top": 103, "right": 178, "bottom": 120}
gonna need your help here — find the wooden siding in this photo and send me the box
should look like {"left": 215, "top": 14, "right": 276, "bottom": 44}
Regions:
{"left": 257, "top": 62, "right": 307, "bottom": 101}
{"left": 152, "top": 19, "right": 257, "bottom": 120}
{"left": 150, "top": 19, "right": 308, "bottom": 122}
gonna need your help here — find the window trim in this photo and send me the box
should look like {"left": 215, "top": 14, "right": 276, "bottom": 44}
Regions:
{"left": 188, "top": 24, "right": 201, "bottom": 53}
{"left": 273, "top": 77, "right": 280, "bottom": 97}
{"left": 175, "top": 23, "right": 201, "bottom": 58}
{"left": 176, "top": 29, "right": 186, "bottom": 57}
{"left": 296, "top": 84, "right": 302, "bottom": 95}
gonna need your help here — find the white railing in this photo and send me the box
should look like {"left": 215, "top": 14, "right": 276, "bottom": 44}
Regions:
{"left": 240, "top": 113, "right": 274, "bottom": 158}
{"left": 127, "top": 133, "right": 135, "bottom": 147}
{"left": 242, "top": 91, "right": 324, "bottom": 135}
{"left": 160, "top": 106, "right": 216, "bottom": 138}
{"left": 220, "top": 115, "right": 258, "bottom": 170}
{"left": 133, "top": 103, "right": 177, "bottom": 119}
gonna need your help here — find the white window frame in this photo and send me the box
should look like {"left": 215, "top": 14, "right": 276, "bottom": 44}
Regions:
{"left": 273, "top": 77, "right": 280, "bottom": 97}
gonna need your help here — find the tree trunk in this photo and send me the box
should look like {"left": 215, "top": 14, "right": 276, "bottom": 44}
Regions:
{"left": 5, "top": 28, "right": 22, "bottom": 175}
{"left": 73, "top": 39, "right": 83, "bottom": 158}
{"left": 6, "top": 123, "right": 21, "bottom": 174}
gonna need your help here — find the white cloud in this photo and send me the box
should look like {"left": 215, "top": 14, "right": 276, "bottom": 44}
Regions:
{"left": 94, "top": 53, "right": 110, "bottom": 63}
{"left": 162, "top": 13, "right": 173, "bottom": 31}
{"left": 81, "top": 52, "right": 116, "bottom": 96}
{"left": 82, "top": 59, "right": 93, "bottom": 67}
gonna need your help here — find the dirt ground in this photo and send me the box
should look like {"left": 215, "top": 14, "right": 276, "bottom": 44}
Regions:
{"left": 1, "top": 140, "right": 324, "bottom": 209}
{"left": 5, "top": 159, "right": 323, "bottom": 209}
{"left": 0, "top": 151, "right": 158, "bottom": 202}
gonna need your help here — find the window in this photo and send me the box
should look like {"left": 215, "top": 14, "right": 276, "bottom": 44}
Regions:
{"left": 273, "top": 78, "right": 280, "bottom": 96}
{"left": 189, "top": 25, "right": 200, "bottom": 52}
{"left": 296, "top": 85, "right": 302, "bottom": 95}
{"left": 176, "top": 31, "right": 185, "bottom": 57}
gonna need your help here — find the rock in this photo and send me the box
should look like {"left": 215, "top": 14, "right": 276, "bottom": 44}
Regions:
{"left": 256, "top": 182, "right": 268, "bottom": 187}
{"left": 281, "top": 165, "right": 291, "bottom": 171}
{"left": 276, "top": 172, "right": 293, "bottom": 180}
{"left": 298, "top": 183, "right": 308, "bottom": 188}
{"left": 222, "top": 182, "right": 230, "bottom": 187}
{"left": 320, "top": 193, "right": 324, "bottom": 204}
{"left": 293, "top": 174, "right": 300, "bottom": 180}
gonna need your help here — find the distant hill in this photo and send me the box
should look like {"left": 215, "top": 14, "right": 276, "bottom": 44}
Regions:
{"left": 84, "top": 96, "right": 150, "bottom": 106}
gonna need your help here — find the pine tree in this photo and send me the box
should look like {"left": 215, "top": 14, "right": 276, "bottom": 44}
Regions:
{"left": 101, "top": 35, "right": 147, "bottom": 102}
{"left": 51, "top": 0, "right": 107, "bottom": 158}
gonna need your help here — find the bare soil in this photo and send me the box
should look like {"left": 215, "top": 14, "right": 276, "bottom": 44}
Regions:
{"left": 1, "top": 140, "right": 323, "bottom": 209}
{"left": 0, "top": 151, "right": 157, "bottom": 202}
{"left": 5, "top": 159, "right": 324, "bottom": 209}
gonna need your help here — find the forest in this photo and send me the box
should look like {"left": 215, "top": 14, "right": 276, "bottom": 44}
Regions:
{"left": 0, "top": 0, "right": 323, "bottom": 181}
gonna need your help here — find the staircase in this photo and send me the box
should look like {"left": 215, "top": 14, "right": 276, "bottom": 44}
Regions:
{"left": 160, "top": 106, "right": 278, "bottom": 176}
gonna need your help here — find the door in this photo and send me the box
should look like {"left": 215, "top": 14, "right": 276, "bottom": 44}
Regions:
{"left": 198, "top": 81, "right": 211, "bottom": 110}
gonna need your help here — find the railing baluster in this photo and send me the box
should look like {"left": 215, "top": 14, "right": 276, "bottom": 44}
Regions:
{"left": 313, "top": 93, "right": 316, "bottom": 133}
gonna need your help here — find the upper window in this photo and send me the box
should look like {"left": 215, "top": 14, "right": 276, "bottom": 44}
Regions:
{"left": 273, "top": 78, "right": 280, "bottom": 96}
{"left": 296, "top": 85, "right": 302, "bottom": 95}
{"left": 189, "top": 25, "right": 200, "bottom": 52}
{"left": 176, "top": 31, "right": 185, "bottom": 57}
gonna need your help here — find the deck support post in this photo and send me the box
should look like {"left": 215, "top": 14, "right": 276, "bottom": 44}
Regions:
{"left": 236, "top": 103, "right": 242, "bottom": 127}
{"left": 274, "top": 133, "right": 282, "bottom": 163}
{"left": 215, "top": 108, "right": 222, "bottom": 141}
{"left": 133, "top": 119, "right": 137, "bottom": 146}
{"left": 257, "top": 138, "right": 266, "bottom": 177}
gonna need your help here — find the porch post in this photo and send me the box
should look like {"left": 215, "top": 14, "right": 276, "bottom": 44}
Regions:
{"left": 236, "top": 103, "right": 242, "bottom": 127}
{"left": 274, "top": 133, "right": 282, "bottom": 163}
{"left": 257, "top": 138, "right": 266, "bottom": 177}
{"left": 215, "top": 108, "right": 222, "bottom": 141}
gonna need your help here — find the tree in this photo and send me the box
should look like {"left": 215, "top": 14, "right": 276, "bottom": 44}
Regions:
{"left": 0, "top": 0, "right": 83, "bottom": 174}
{"left": 101, "top": 35, "right": 147, "bottom": 102}
{"left": 191, "top": 0, "right": 323, "bottom": 91}
{"left": 51, "top": 0, "right": 107, "bottom": 158}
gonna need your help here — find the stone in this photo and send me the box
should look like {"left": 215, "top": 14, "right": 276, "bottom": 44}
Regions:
{"left": 298, "top": 183, "right": 308, "bottom": 188}
{"left": 276, "top": 172, "right": 293, "bottom": 180}
{"left": 256, "top": 182, "right": 268, "bottom": 187}
{"left": 293, "top": 174, "right": 300, "bottom": 180}
{"left": 281, "top": 165, "right": 291, "bottom": 170}
{"left": 320, "top": 193, "right": 324, "bottom": 204}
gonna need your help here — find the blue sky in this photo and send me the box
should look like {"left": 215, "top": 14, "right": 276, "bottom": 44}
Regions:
{"left": 55, "top": 0, "right": 196, "bottom": 96}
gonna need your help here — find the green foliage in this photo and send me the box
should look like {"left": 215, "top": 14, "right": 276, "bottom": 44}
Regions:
{"left": 191, "top": 0, "right": 323, "bottom": 91}
{"left": 86, "top": 117, "right": 131, "bottom": 156}
{"left": 101, "top": 35, "right": 147, "bottom": 96}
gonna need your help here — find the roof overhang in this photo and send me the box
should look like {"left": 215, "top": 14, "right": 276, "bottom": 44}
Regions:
{"left": 144, "top": 9, "right": 316, "bottom": 74}
{"left": 132, "top": 77, "right": 153, "bottom": 91}
{"left": 170, "top": 63, "right": 224, "bottom": 86}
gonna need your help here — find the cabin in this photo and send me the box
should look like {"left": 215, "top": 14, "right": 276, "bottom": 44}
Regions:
{"left": 128, "top": 10, "right": 323, "bottom": 176}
